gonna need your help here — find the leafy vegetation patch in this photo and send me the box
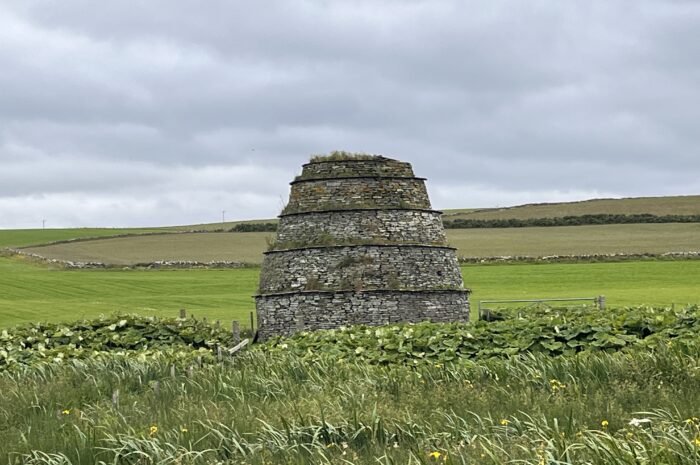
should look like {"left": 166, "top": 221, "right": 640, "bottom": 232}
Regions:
{"left": 230, "top": 222, "right": 278, "bottom": 232}
{"left": 265, "top": 305, "right": 700, "bottom": 364}
{"left": 308, "top": 150, "right": 379, "bottom": 162}
{"left": 0, "top": 315, "right": 247, "bottom": 371}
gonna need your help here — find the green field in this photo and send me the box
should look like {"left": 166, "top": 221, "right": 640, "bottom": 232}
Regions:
{"left": 1, "top": 255, "right": 699, "bottom": 327}
{"left": 16, "top": 223, "right": 700, "bottom": 265}
{"left": 2, "top": 196, "right": 699, "bottom": 329}
{"left": 449, "top": 223, "right": 700, "bottom": 257}
{"left": 21, "top": 232, "right": 275, "bottom": 265}
{"left": 0, "top": 228, "right": 167, "bottom": 249}
{"left": 443, "top": 194, "right": 700, "bottom": 220}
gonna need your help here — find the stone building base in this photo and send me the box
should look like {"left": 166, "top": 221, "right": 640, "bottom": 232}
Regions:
{"left": 255, "top": 290, "right": 470, "bottom": 340}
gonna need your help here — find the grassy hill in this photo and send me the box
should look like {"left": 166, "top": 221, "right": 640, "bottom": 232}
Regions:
{"left": 2, "top": 194, "right": 697, "bottom": 254}
{"left": 443, "top": 194, "right": 700, "bottom": 221}
{"left": 0, "top": 227, "right": 166, "bottom": 249}
{"left": 13, "top": 223, "right": 700, "bottom": 265}
{"left": 21, "top": 232, "right": 274, "bottom": 265}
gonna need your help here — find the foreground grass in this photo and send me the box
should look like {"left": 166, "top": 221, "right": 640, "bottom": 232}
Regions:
{"left": 2, "top": 257, "right": 700, "bottom": 327}
{"left": 1, "top": 348, "right": 698, "bottom": 464}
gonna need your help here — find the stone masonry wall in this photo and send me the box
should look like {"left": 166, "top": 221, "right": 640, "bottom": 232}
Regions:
{"left": 258, "top": 245, "right": 463, "bottom": 293}
{"left": 256, "top": 154, "right": 470, "bottom": 340}
{"left": 276, "top": 209, "right": 446, "bottom": 246}
{"left": 256, "top": 290, "right": 470, "bottom": 339}
{"left": 297, "top": 158, "right": 415, "bottom": 180}
{"left": 284, "top": 177, "right": 430, "bottom": 214}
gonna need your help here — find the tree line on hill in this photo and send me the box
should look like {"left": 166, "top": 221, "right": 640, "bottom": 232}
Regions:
{"left": 228, "top": 214, "right": 700, "bottom": 232}
{"left": 442, "top": 213, "right": 700, "bottom": 228}
{"left": 230, "top": 222, "right": 279, "bottom": 232}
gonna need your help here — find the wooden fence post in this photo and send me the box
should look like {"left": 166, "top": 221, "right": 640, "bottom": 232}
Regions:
{"left": 232, "top": 320, "right": 240, "bottom": 344}
{"left": 179, "top": 308, "right": 186, "bottom": 319}
{"left": 249, "top": 312, "right": 255, "bottom": 335}
{"left": 598, "top": 295, "right": 606, "bottom": 309}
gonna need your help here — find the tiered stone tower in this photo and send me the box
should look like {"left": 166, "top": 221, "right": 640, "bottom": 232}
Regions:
{"left": 255, "top": 153, "right": 469, "bottom": 339}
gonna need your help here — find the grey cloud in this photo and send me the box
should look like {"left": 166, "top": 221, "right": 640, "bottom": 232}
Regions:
{"left": 0, "top": 0, "right": 698, "bottom": 228}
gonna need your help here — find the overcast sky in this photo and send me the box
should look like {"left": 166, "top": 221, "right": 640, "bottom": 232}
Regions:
{"left": 1, "top": 1, "right": 699, "bottom": 228}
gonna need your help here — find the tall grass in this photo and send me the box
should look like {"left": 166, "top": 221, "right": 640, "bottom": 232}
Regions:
{"left": 1, "top": 347, "right": 698, "bottom": 464}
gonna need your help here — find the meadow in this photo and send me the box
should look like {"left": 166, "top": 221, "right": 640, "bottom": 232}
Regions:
{"left": 2, "top": 343, "right": 699, "bottom": 464}
{"left": 443, "top": 194, "right": 700, "bottom": 221}
{"left": 21, "top": 232, "right": 275, "bottom": 265}
{"left": 1, "top": 255, "right": 699, "bottom": 327}
{"left": 16, "top": 223, "right": 700, "bottom": 265}
{"left": 0, "top": 228, "right": 166, "bottom": 249}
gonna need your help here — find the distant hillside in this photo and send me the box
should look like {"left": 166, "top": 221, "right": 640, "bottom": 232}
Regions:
{"left": 15, "top": 224, "right": 700, "bottom": 266}
{"left": 442, "top": 195, "right": 700, "bottom": 221}
{"left": 1, "top": 195, "right": 697, "bottom": 251}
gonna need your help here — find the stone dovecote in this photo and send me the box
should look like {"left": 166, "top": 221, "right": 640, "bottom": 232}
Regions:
{"left": 255, "top": 154, "right": 470, "bottom": 339}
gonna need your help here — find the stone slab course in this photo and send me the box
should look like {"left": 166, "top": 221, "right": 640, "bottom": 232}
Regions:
{"left": 283, "top": 177, "right": 430, "bottom": 214}
{"left": 296, "top": 157, "right": 415, "bottom": 180}
{"left": 259, "top": 245, "right": 463, "bottom": 293}
{"left": 256, "top": 290, "right": 470, "bottom": 340}
{"left": 275, "top": 209, "right": 447, "bottom": 246}
{"left": 256, "top": 154, "right": 470, "bottom": 340}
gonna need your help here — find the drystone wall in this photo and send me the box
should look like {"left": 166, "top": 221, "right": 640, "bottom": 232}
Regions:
{"left": 256, "top": 290, "right": 469, "bottom": 339}
{"left": 297, "top": 157, "right": 414, "bottom": 180}
{"left": 284, "top": 177, "right": 430, "bottom": 214}
{"left": 259, "top": 245, "right": 463, "bottom": 293}
{"left": 256, "top": 155, "right": 469, "bottom": 340}
{"left": 275, "top": 209, "right": 446, "bottom": 246}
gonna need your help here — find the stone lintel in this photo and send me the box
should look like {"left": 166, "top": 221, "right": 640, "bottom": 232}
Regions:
{"left": 255, "top": 288, "right": 472, "bottom": 298}
{"left": 290, "top": 175, "right": 427, "bottom": 185}
{"left": 278, "top": 207, "right": 443, "bottom": 219}
{"left": 302, "top": 156, "right": 397, "bottom": 167}
{"left": 263, "top": 243, "right": 458, "bottom": 255}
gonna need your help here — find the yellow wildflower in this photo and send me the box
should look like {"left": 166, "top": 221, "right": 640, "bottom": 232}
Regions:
{"left": 149, "top": 425, "right": 158, "bottom": 437}
{"left": 685, "top": 418, "right": 695, "bottom": 426}
{"left": 429, "top": 451, "right": 442, "bottom": 460}
{"left": 181, "top": 427, "right": 188, "bottom": 433}
{"left": 549, "top": 379, "right": 566, "bottom": 392}
{"left": 500, "top": 419, "right": 510, "bottom": 426}
{"left": 693, "top": 437, "right": 700, "bottom": 447}
{"left": 601, "top": 420, "right": 609, "bottom": 429}
{"left": 61, "top": 409, "right": 71, "bottom": 415}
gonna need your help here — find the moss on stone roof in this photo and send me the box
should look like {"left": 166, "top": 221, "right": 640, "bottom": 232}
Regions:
{"left": 309, "top": 151, "right": 384, "bottom": 163}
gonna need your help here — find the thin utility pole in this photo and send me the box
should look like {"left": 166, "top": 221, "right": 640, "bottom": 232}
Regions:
{"left": 42, "top": 219, "right": 46, "bottom": 229}
{"left": 222, "top": 210, "right": 226, "bottom": 231}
